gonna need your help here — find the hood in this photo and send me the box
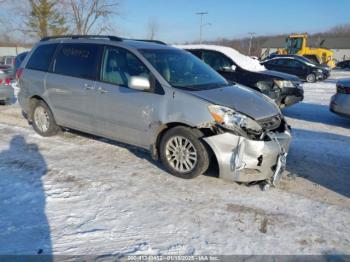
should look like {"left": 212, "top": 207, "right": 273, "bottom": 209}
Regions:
{"left": 317, "top": 65, "right": 331, "bottom": 71}
{"left": 188, "top": 85, "right": 280, "bottom": 121}
{"left": 259, "top": 70, "right": 301, "bottom": 81}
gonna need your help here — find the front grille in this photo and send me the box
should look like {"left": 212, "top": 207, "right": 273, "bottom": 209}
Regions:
{"left": 258, "top": 115, "right": 282, "bottom": 131}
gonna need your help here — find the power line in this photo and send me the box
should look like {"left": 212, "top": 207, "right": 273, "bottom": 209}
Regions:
{"left": 248, "top": 32, "right": 256, "bottom": 56}
{"left": 195, "top": 12, "right": 208, "bottom": 44}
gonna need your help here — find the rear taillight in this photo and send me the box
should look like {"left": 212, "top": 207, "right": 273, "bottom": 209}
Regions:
{"left": 0, "top": 78, "right": 11, "bottom": 86}
{"left": 16, "top": 68, "right": 24, "bottom": 80}
{"left": 337, "top": 83, "right": 350, "bottom": 94}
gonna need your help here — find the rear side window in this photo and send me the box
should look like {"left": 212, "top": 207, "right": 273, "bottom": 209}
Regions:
{"left": 187, "top": 49, "right": 202, "bottom": 59}
{"left": 202, "top": 50, "right": 233, "bottom": 71}
{"left": 26, "top": 44, "right": 58, "bottom": 71}
{"left": 274, "top": 59, "right": 289, "bottom": 66}
{"left": 53, "top": 43, "right": 101, "bottom": 80}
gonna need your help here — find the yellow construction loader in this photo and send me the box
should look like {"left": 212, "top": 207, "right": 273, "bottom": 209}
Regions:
{"left": 276, "top": 33, "right": 335, "bottom": 68}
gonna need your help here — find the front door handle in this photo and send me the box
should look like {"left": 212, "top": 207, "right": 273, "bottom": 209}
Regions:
{"left": 84, "top": 83, "right": 94, "bottom": 90}
{"left": 97, "top": 87, "right": 108, "bottom": 93}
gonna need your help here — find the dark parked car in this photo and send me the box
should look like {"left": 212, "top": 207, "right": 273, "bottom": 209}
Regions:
{"left": 336, "top": 60, "right": 350, "bottom": 70}
{"left": 265, "top": 54, "right": 331, "bottom": 79}
{"left": 262, "top": 56, "right": 329, "bottom": 83}
{"left": 176, "top": 45, "right": 303, "bottom": 108}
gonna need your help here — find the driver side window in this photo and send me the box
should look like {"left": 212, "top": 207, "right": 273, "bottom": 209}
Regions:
{"left": 202, "top": 51, "right": 233, "bottom": 71}
{"left": 101, "top": 46, "right": 150, "bottom": 87}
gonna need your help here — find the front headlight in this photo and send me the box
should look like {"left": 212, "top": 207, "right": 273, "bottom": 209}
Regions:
{"left": 208, "top": 105, "right": 262, "bottom": 133}
{"left": 274, "top": 80, "right": 295, "bottom": 89}
{"left": 256, "top": 81, "right": 273, "bottom": 92}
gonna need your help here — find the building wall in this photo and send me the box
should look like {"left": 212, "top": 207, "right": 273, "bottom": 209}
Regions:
{"left": 332, "top": 49, "right": 350, "bottom": 62}
{"left": 0, "top": 47, "right": 31, "bottom": 57}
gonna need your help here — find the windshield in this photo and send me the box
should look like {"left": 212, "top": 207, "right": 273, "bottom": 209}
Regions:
{"left": 286, "top": 38, "right": 302, "bottom": 54}
{"left": 140, "top": 49, "right": 229, "bottom": 90}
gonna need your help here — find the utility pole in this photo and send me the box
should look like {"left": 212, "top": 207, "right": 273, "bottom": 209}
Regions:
{"left": 248, "top": 32, "right": 256, "bottom": 56}
{"left": 196, "top": 12, "right": 208, "bottom": 44}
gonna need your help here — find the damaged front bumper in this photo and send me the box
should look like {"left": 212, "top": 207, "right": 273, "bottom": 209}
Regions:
{"left": 280, "top": 85, "right": 304, "bottom": 107}
{"left": 203, "top": 129, "right": 292, "bottom": 185}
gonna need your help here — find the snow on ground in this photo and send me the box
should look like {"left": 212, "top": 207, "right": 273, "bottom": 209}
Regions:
{"left": 0, "top": 72, "right": 349, "bottom": 256}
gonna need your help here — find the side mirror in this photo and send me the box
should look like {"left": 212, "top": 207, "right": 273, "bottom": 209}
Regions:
{"left": 128, "top": 76, "right": 151, "bottom": 91}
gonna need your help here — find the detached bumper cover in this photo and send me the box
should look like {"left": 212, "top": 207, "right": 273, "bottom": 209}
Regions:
{"left": 204, "top": 130, "right": 292, "bottom": 184}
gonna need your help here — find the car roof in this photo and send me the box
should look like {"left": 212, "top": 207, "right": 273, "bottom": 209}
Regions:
{"left": 36, "top": 36, "right": 174, "bottom": 51}
{"left": 122, "top": 40, "right": 173, "bottom": 50}
{"left": 175, "top": 44, "right": 267, "bottom": 72}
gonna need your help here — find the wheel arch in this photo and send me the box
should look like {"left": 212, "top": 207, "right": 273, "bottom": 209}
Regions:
{"left": 151, "top": 122, "right": 218, "bottom": 175}
{"left": 28, "top": 95, "right": 50, "bottom": 121}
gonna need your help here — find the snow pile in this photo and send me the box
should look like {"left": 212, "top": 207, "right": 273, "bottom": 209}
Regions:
{"left": 11, "top": 81, "right": 20, "bottom": 99}
{"left": 174, "top": 44, "right": 266, "bottom": 72}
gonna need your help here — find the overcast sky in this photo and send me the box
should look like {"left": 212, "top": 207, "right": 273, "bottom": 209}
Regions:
{"left": 113, "top": 0, "right": 350, "bottom": 43}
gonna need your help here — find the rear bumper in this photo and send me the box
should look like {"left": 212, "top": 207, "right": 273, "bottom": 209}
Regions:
{"left": 203, "top": 129, "right": 292, "bottom": 184}
{"left": 330, "top": 94, "right": 350, "bottom": 118}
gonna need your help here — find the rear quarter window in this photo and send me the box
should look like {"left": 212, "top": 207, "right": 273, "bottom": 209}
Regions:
{"left": 26, "top": 44, "right": 58, "bottom": 71}
{"left": 53, "top": 43, "right": 101, "bottom": 80}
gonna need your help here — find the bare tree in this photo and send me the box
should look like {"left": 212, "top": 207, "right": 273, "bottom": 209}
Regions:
{"left": 147, "top": 18, "right": 159, "bottom": 40}
{"left": 67, "top": 0, "right": 120, "bottom": 35}
{"left": 327, "top": 23, "right": 350, "bottom": 36}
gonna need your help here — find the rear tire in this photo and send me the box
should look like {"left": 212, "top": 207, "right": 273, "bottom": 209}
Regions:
{"left": 159, "top": 126, "right": 210, "bottom": 179}
{"left": 31, "top": 100, "right": 59, "bottom": 137}
{"left": 306, "top": 73, "right": 316, "bottom": 83}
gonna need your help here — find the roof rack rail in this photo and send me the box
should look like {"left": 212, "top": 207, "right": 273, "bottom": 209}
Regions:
{"left": 129, "top": 39, "right": 167, "bottom": 45}
{"left": 40, "top": 35, "right": 123, "bottom": 42}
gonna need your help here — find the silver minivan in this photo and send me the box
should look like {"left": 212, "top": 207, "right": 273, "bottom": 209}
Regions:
{"left": 18, "top": 35, "right": 292, "bottom": 186}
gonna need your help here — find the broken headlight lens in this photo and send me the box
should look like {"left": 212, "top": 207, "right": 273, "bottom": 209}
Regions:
{"left": 208, "top": 105, "right": 262, "bottom": 133}
{"left": 274, "top": 80, "right": 295, "bottom": 89}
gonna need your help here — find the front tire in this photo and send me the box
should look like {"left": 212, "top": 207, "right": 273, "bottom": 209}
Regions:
{"left": 159, "top": 126, "right": 210, "bottom": 179}
{"left": 306, "top": 73, "right": 316, "bottom": 83}
{"left": 31, "top": 100, "right": 59, "bottom": 137}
